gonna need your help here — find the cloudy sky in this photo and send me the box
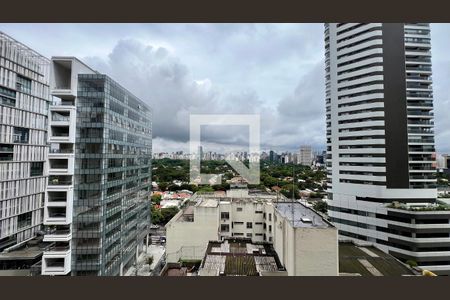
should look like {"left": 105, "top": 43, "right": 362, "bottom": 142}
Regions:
{"left": 1, "top": 24, "right": 449, "bottom": 154}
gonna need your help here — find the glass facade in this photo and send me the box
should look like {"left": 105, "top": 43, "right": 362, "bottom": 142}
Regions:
{"left": 72, "top": 74, "right": 152, "bottom": 276}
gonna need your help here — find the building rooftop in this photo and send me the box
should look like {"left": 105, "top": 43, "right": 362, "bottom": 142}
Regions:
{"left": 0, "top": 245, "right": 44, "bottom": 260}
{"left": 387, "top": 201, "right": 450, "bottom": 212}
{"left": 197, "top": 198, "right": 219, "bottom": 208}
{"left": 275, "top": 202, "right": 333, "bottom": 229}
{"left": 198, "top": 238, "right": 285, "bottom": 276}
{"left": 339, "top": 242, "right": 415, "bottom": 276}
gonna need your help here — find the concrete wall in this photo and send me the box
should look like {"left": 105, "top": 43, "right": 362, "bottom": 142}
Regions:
{"left": 294, "top": 227, "right": 338, "bottom": 276}
{"left": 165, "top": 206, "right": 220, "bottom": 262}
{"left": 273, "top": 208, "right": 338, "bottom": 276}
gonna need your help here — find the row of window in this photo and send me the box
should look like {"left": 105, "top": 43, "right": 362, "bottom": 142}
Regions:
{"left": 0, "top": 106, "right": 48, "bottom": 132}
{"left": 0, "top": 144, "right": 46, "bottom": 161}
{"left": 0, "top": 125, "right": 47, "bottom": 145}
{"left": 0, "top": 177, "right": 46, "bottom": 201}
{"left": 0, "top": 193, "right": 43, "bottom": 220}
{"left": 0, "top": 210, "right": 40, "bottom": 239}
{"left": 0, "top": 161, "right": 44, "bottom": 180}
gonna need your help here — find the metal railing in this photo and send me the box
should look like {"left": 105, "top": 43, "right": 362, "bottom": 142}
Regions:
{"left": 50, "top": 148, "right": 73, "bottom": 154}
{"left": 52, "top": 115, "right": 70, "bottom": 121}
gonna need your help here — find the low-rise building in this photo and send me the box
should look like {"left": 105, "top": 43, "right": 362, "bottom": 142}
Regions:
{"left": 165, "top": 185, "right": 338, "bottom": 276}
{"left": 198, "top": 238, "right": 287, "bottom": 276}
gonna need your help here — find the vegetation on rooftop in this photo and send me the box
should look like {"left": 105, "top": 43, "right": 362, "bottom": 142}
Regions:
{"left": 387, "top": 200, "right": 450, "bottom": 211}
{"left": 151, "top": 205, "right": 180, "bottom": 225}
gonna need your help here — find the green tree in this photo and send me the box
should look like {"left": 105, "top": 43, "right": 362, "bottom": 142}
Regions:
{"left": 151, "top": 194, "right": 162, "bottom": 205}
{"left": 313, "top": 201, "right": 328, "bottom": 214}
{"left": 280, "top": 185, "right": 300, "bottom": 199}
{"left": 167, "top": 184, "right": 179, "bottom": 191}
{"left": 151, "top": 206, "right": 163, "bottom": 224}
{"left": 158, "top": 182, "right": 168, "bottom": 191}
{"left": 198, "top": 186, "right": 215, "bottom": 193}
{"left": 160, "top": 206, "right": 180, "bottom": 224}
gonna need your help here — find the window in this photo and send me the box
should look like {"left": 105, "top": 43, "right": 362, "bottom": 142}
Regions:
{"left": 0, "top": 86, "right": 16, "bottom": 107}
{"left": 13, "top": 127, "right": 29, "bottom": 144}
{"left": 236, "top": 207, "right": 243, "bottom": 212}
{"left": 269, "top": 225, "right": 272, "bottom": 232}
{"left": 30, "top": 162, "right": 44, "bottom": 177}
{"left": 246, "top": 233, "right": 252, "bottom": 238}
{"left": 220, "top": 224, "right": 229, "bottom": 232}
{"left": 17, "top": 212, "right": 32, "bottom": 229}
{"left": 255, "top": 233, "right": 263, "bottom": 236}
{"left": 263, "top": 213, "right": 266, "bottom": 219}
{"left": 220, "top": 212, "right": 229, "bottom": 219}
{"left": 232, "top": 233, "right": 243, "bottom": 236}
{"left": 246, "top": 222, "right": 252, "bottom": 229}
{"left": 269, "top": 237, "right": 273, "bottom": 242}
{"left": 49, "top": 159, "right": 68, "bottom": 169}
{"left": 255, "top": 210, "right": 263, "bottom": 214}
{"left": 0, "top": 144, "right": 13, "bottom": 161}
{"left": 16, "top": 75, "right": 32, "bottom": 94}
{"left": 233, "top": 222, "right": 244, "bottom": 225}
{"left": 83, "top": 143, "right": 103, "bottom": 154}
{"left": 269, "top": 213, "right": 272, "bottom": 221}
{"left": 255, "top": 222, "right": 263, "bottom": 225}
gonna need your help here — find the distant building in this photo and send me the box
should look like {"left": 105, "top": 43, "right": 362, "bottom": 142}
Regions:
{"left": 436, "top": 154, "right": 448, "bottom": 169}
{"left": 298, "top": 145, "right": 313, "bottom": 166}
{"left": 165, "top": 185, "right": 338, "bottom": 276}
{"left": 260, "top": 151, "right": 269, "bottom": 161}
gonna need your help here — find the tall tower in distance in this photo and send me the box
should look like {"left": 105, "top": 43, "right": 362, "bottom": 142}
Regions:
{"left": 325, "top": 23, "right": 450, "bottom": 275}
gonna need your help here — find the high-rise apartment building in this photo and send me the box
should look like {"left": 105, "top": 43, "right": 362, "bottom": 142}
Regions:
{"left": 41, "top": 57, "right": 152, "bottom": 276}
{"left": 325, "top": 23, "right": 450, "bottom": 275}
{"left": 0, "top": 32, "right": 50, "bottom": 269}
{"left": 298, "top": 145, "right": 313, "bottom": 166}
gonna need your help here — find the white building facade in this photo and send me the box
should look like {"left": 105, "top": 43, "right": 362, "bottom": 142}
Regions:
{"left": 0, "top": 32, "right": 50, "bottom": 254}
{"left": 41, "top": 57, "right": 96, "bottom": 275}
{"left": 165, "top": 188, "right": 338, "bottom": 276}
{"left": 325, "top": 23, "right": 450, "bottom": 275}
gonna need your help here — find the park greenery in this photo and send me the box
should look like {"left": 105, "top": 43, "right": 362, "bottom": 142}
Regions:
{"left": 151, "top": 205, "right": 180, "bottom": 225}
{"left": 152, "top": 159, "right": 327, "bottom": 199}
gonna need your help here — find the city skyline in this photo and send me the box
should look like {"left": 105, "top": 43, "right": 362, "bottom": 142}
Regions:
{"left": 1, "top": 23, "right": 450, "bottom": 277}
{"left": 1, "top": 24, "right": 449, "bottom": 154}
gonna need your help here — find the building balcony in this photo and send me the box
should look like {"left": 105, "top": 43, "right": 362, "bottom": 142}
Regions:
{"left": 41, "top": 247, "right": 71, "bottom": 276}
{"left": 48, "top": 157, "right": 74, "bottom": 175}
{"left": 51, "top": 87, "right": 76, "bottom": 99}
{"left": 44, "top": 206, "right": 72, "bottom": 225}
{"left": 48, "top": 175, "right": 73, "bottom": 188}
{"left": 49, "top": 148, "right": 74, "bottom": 155}
{"left": 43, "top": 228, "right": 72, "bottom": 242}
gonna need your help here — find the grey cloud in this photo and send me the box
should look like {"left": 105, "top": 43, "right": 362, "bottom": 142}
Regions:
{"left": 2, "top": 23, "right": 445, "bottom": 153}
{"left": 84, "top": 39, "right": 267, "bottom": 148}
